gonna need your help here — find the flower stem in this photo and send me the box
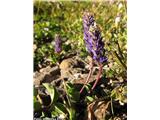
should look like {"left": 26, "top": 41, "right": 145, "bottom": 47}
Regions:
{"left": 80, "top": 59, "right": 93, "bottom": 93}
{"left": 91, "top": 63, "right": 103, "bottom": 91}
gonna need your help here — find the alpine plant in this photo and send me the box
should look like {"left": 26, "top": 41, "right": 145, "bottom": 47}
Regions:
{"left": 54, "top": 34, "right": 62, "bottom": 53}
{"left": 80, "top": 12, "right": 107, "bottom": 93}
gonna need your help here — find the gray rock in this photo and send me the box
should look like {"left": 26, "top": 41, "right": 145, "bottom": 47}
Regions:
{"left": 33, "top": 66, "right": 60, "bottom": 86}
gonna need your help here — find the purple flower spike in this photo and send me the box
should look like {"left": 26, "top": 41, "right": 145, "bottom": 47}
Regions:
{"left": 55, "top": 34, "right": 62, "bottom": 53}
{"left": 83, "top": 12, "right": 107, "bottom": 63}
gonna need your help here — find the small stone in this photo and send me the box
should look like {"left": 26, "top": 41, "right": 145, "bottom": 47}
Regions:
{"left": 118, "top": 77, "right": 124, "bottom": 82}
{"left": 33, "top": 44, "right": 37, "bottom": 52}
{"left": 33, "top": 66, "right": 60, "bottom": 85}
{"left": 60, "top": 58, "right": 75, "bottom": 70}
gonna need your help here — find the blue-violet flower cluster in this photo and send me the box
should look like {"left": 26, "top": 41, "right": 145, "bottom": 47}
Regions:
{"left": 83, "top": 12, "right": 107, "bottom": 63}
{"left": 55, "top": 34, "right": 62, "bottom": 53}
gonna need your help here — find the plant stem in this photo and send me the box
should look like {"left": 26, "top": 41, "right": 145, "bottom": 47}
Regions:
{"left": 62, "top": 78, "right": 71, "bottom": 107}
{"left": 114, "top": 51, "right": 127, "bottom": 70}
{"left": 117, "top": 41, "right": 124, "bottom": 60}
{"left": 111, "top": 97, "right": 114, "bottom": 116}
{"left": 80, "top": 58, "right": 93, "bottom": 93}
{"left": 91, "top": 63, "right": 103, "bottom": 91}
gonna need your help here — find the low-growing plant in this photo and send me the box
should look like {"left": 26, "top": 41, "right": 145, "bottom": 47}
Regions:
{"left": 34, "top": 82, "right": 81, "bottom": 119}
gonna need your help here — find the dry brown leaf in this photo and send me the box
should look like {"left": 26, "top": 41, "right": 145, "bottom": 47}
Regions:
{"left": 87, "top": 100, "right": 111, "bottom": 120}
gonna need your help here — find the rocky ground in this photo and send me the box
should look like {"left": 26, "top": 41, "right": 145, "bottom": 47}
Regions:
{"left": 33, "top": 55, "right": 127, "bottom": 120}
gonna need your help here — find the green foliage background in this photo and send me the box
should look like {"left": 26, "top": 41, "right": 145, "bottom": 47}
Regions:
{"left": 34, "top": 0, "right": 127, "bottom": 71}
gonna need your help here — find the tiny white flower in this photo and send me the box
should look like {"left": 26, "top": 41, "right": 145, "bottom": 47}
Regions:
{"left": 115, "top": 16, "right": 121, "bottom": 26}
{"left": 44, "top": 27, "right": 49, "bottom": 31}
{"left": 109, "top": 0, "right": 114, "bottom": 4}
{"left": 118, "top": 3, "right": 123, "bottom": 10}
{"left": 59, "top": 114, "right": 66, "bottom": 119}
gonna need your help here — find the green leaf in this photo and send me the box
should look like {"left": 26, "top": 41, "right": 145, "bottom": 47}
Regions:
{"left": 34, "top": 87, "right": 38, "bottom": 96}
{"left": 66, "top": 83, "right": 80, "bottom": 102}
{"left": 54, "top": 102, "right": 67, "bottom": 115}
{"left": 43, "top": 83, "right": 59, "bottom": 104}
{"left": 67, "top": 107, "right": 76, "bottom": 120}
{"left": 85, "top": 84, "right": 92, "bottom": 92}
{"left": 86, "top": 96, "right": 94, "bottom": 102}
{"left": 51, "top": 108, "right": 59, "bottom": 117}
{"left": 34, "top": 96, "right": 41, "bottom": 111}
{"left": 62, "top": 44, "right": 71, "bottom": 52}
